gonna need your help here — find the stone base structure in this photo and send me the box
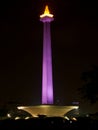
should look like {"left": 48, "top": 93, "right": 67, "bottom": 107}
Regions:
{"left": 17, "top": 105, "right": 79, "bottom": 117}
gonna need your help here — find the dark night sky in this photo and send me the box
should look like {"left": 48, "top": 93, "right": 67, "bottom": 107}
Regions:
{"left": 0, "top": 0, "right": 98, "bottom": 112}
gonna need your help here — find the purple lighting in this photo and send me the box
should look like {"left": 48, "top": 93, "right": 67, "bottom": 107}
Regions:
{"left": 40, "top": 6, "right": 54, "bottom": 104}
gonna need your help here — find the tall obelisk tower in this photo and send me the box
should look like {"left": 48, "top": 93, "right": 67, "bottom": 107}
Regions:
{"left": 40, "top": 5, "right": 54, "bottom": 104}
{"left": 17, "top": 6, "right": 79, "bottom": 117}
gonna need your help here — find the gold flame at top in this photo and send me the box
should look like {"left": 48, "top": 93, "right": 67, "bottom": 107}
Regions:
{"left": 44, "top": 5, "right": 50, "bottom": 15}
{"left": 40, "top": 5, "right": 53, "bottom": 18}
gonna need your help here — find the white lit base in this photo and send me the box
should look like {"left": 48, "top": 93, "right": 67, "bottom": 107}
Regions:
{"left": 17, "top": 105, "right": 79, "bottom": 117}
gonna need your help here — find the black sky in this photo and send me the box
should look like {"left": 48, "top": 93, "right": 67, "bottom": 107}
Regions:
{"left": 0, "top": 0, "right": 98, "bottom": 112}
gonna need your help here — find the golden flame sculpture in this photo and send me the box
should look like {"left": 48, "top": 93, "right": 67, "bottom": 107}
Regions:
{"left": 40, "top": 5, "right": 53, "bottom": 18}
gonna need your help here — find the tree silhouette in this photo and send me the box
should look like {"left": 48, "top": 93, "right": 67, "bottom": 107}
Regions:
{"left": 79, "top": 66, "right": 98, "bottom": 104}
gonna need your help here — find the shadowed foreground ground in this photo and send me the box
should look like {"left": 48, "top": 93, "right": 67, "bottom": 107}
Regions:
{"left": 0, "top": 117, "right": 98, "bottom": 129}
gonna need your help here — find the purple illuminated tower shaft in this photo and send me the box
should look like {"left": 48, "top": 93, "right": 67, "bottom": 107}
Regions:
{"left": 40, "top": 6, "right": 54, "bottom": 104}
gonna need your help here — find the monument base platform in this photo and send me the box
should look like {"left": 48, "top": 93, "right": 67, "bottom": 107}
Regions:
{"left": 17, "top": 105, "right": 79, "bottom": 117}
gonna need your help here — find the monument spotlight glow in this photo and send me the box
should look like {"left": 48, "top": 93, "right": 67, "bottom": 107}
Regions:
{"left": 40, "top": 5, "right": 54, "bottom": 104}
